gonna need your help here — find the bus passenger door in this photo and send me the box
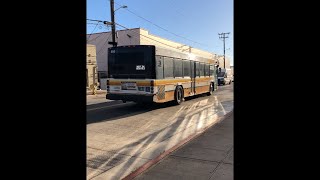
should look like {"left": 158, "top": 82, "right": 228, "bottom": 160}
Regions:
{"left": 191, "top": 61, "right": 196, "bottom": 94}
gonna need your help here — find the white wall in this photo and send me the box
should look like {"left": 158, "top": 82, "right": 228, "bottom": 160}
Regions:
{"left": 139, "top": 28, "right": 215, "bottom": 59}
{"left": 86, "top": 44, "right": 97, "bottom": 88}
{"left": 99, "top": 78, "right": 108, "bottom": 90}
{"left": 86, "top": 28, "right": 141, "bottom": 73}
{"left": 217, "top": 56, "right": 231, "bottom": 69}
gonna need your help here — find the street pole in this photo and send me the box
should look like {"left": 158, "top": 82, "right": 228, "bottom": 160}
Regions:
{"left": 223, "top": 37, "right": 225, "bottom": 68}
{"left": 110, "top": 0, "right": 117, "bottom": 47}
{"left": 218, "top": 32, "right": 230, "bottom": 69}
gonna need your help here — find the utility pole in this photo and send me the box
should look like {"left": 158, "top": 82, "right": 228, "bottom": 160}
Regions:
{"left": 218, "top": 32, "right": 230, "bottom": 68}
{"left": 109, "top": 0, "right": 117, "bottom": 47}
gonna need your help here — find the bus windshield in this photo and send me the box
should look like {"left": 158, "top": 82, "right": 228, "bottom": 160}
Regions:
{"left": 108, "top": 46, "right": 155, "bottom": 79}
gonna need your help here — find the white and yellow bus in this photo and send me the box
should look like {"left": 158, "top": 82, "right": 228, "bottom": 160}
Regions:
{"left": 106, "top": 45, "right": 218, "bottom": 105}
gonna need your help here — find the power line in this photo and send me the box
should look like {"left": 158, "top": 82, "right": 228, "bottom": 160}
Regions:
{"left": 87, "top": 21, "right": 100, "bottom": 42}
{"left": 113, "top": 1, "right": 209, "bottom": 48}
{"left": 87, "top": 19, "right": 104, "bottom": 23}
{"left": 87, "top": 30, "right": 109, "bottom": 43}
{"left": 88, "top": 18, "right": 213, "bottom": 54}
{"left": 97, "top": 33, "right": 112, "bottom": 55}
{"left": 87, "top": 22, "right": 100, "bottom": 25}
{"left": 115, "top": 22, "right": 182, "bottom": 50}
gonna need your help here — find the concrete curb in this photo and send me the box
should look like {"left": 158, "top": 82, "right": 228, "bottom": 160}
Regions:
{"left": 122, "top": 110, "right": 234, "bottom": 180}
{"left": 86, "top": 90, "right": 107, "bottom": 95}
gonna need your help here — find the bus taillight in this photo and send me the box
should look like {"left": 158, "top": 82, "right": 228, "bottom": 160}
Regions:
{"left": 106, "top": 80, "right": 110, "bottom": 92}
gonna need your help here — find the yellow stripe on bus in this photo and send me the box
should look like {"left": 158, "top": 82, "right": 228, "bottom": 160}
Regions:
{"left": 108, "top": 77, "right": 213, "bottom": 86}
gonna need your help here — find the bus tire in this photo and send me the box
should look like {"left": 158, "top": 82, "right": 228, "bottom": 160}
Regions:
{"left": 207, "top": 83, "right": 213, "bottom": 96}
{"left": 174, "top": 86, "right": 183, "bottom": 105}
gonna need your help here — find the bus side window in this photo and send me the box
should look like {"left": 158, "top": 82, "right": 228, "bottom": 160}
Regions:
{"left": 191, "top": 61, "right": 195, "bottom": 78}
{"left": 200, "top": 63, "right": 205, "bottom": 77}
{"left": 205, "top": 64, "right": 210, "bottom": 77}
{"left": 196, "top": 62, "right": 200, "bottom": 77}
{"left": 156, "top": 56, "right": 164, "bottom": 79}
{"left": 164, "top": 57, "right": 174, "bottom": 79}
{"left": 174, "top": 58, "right": 183, "bottom": 78}
{"left": 209, "top": 65, "right": 214, "bottom": 77}
{"left": 183, "top": 60, "right": 191, "bottom": 78}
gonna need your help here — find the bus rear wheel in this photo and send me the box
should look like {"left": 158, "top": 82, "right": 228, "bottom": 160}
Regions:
{"left": 174, "top": 86, "right": 183, "bottom": 105}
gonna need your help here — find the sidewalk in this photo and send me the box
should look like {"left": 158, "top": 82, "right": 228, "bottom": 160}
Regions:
{"left": 133, "top": 111, "right": 233, "bottom": 180}
{"left": 87, "top": 89, "right": 107, "bottom": 95}
{"left": 87, "top": 91, "right": 114, "bottom": 105}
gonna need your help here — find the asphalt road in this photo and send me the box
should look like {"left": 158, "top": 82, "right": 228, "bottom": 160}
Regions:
{"left": 87, "top": 84, "right": 233, "bottom": 180}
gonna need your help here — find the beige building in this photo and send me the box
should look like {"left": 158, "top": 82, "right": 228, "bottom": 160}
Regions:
{"left": 86, "top": 44, "right": 98, "bottom": 93}
{"left": 216, "top": 55, "right": 231, "bottom": 69}
{"left": 87, "top": 28, "right": 228, "bottom": 89}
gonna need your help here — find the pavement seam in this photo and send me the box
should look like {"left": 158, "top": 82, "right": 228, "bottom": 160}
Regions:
{"left": 207, "top": 146, "right": 234, "bottom": 180}
{"left": 169, "top": 154, "right": 222, "bottom": 164}
{"left": 169, "top": 154, "right": 234, "bottom": 166}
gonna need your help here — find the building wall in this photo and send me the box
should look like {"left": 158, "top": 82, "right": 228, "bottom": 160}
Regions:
{"left": 216, "top": 55, "right": 231, "bottom": 69}
{"left": 87, "top": 29, "right": 141, "bottom": 73}
{"left": 86, "top": 44, "right": 98, "bottom": 88}
{"left": 139, "top": 29, "right": 215, "bottom": 60}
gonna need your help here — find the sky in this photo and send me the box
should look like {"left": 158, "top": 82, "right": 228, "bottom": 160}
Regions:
{"left": 87, "top": 0, "right": 233, "bottom": 65}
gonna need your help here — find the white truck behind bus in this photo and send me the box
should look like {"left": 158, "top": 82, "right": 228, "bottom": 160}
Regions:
{"left": 217, "top": 68, "right": 232, "bottom": 85}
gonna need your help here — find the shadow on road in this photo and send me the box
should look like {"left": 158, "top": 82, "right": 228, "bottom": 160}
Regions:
{"left": 87, "top": 101, "right": 175, "bottom": 124}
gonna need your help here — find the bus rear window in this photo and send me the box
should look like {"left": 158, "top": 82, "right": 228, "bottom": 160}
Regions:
{"left": 115, "top": 52, "right": 144, "bottom": 65}
{"left": 108, "top": 46, "right": 155, "bottom": 79}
